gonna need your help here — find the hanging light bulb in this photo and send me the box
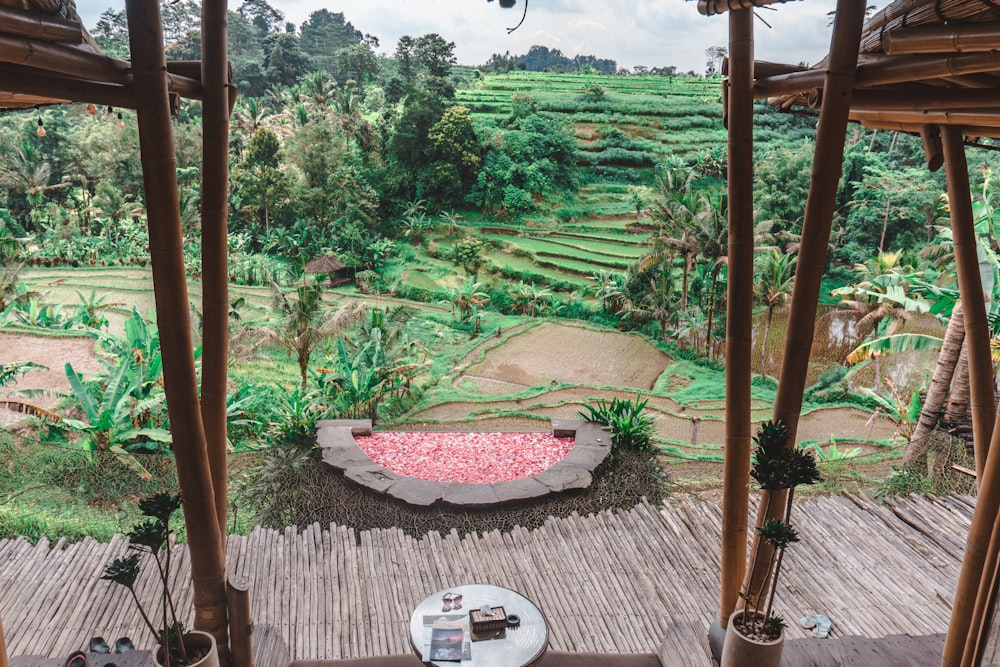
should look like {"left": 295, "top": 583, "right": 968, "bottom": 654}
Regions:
{"left": 116, "top": 112, "right": 125, "bottom": 129}
{"left": 36, "top": 117, "right": 45, "bottom": 137}
{"left": 86, "top": 103, "right": 97, "bottom": 115}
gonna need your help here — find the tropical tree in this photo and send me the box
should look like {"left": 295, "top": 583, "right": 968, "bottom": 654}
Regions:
{"left": 755, "top": 250, "right": 796, "bottom": 376}
{"left": 511, "top": 282, "right": 552, "bottom": 317}
{"left": 447, "top": 277, "right": 489, "bottom": 321}
{"left": 262, "top": 277, "right": 365, "bottom": 389}
{"left": 319, "top": 306, "right": 428, "bottom": 423}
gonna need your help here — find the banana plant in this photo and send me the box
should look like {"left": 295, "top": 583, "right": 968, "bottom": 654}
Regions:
{"left": 62, "top": 361, "right": 171, "bottom": 480}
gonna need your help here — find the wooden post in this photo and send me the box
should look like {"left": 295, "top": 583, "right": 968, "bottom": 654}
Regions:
{"left": 227, "top": 577, "right": 254, "bottom": 667}
{"left": 124, "top": 0, "right": 230, "bottom": 658}
{"left": 745, "top": 0, "right": 866, "bottom": 593}
{"left": 719, "top": 5, "right": 754, "bottom": 629}
{"left": 936, "top": 123, "right": 1000, "bottom": 667}
{"left": 200, "top": 0, "right": 231, "bottom": 545}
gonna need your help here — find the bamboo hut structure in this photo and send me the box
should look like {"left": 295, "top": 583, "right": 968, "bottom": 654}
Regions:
{"left": 702, "top": 0, "right": 1000, "bottom": 663}
{"left": 0, "top": 0, "right": 245, "bottom": 663}
{"left": 5, "top": 0, "right": 1000, "bottom": 662}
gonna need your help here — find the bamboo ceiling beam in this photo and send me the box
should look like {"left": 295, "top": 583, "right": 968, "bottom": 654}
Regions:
{"left": 884, "top": 22, "right": 1000, "bottom": 55}
{"left": 859, "top": 120, "right": 1000, "bottom": 139}
{"left": 0, "top": 32, "right": 129, "bottom": 82}
{"left": 920, "top": 125, "right": 944, "bottom": 171}
{"left": 856, "top": 52, "right": 1000, "bottom": 87}
{"left": 756, "top": 52, "right": 1000, "bottom": 100}
{"left": 0, "top": 67, "right": 134, "bottom": 108}
{"left": 849, "top": 87, "right": 1000, "bottom": 111}
{"left": 0, "top": 91, "right": 67, "bottom": 105}
{"left": 0, "top": 5, "right": 82, "bottom": 43}
{"left": 719, "top": 5, "right": 754, "bottom": 634}
{"left": 850, "top": 109, "right": 1000, "bottom": 127}
{"left": 939, "top": 74, "right": 1000, "bottom": 89}
{"left": 697, "top": 0, "right": 792, "bottom": 16}
{"left": 124, "top": 0, "right": 230, "bottom": 654}
{"left": 0, "top": 61, "right": 204, "bottom": 108}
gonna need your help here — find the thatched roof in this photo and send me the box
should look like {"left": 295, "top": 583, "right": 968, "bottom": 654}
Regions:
{"left": 708, "top": 0, "right": 1000, "bottom": 142}
{"left": 0, "top": 0, "right": 229, "bottom": 112}
{"left": 304, "top": 254, "right": 347, "bottom": 274}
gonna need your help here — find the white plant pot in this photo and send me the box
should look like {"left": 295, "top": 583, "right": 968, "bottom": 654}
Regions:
{"left": 154, "top": 630, "right": 219, "bottom": 667}
{"left": 720, "top": 609, "right": 784, "bottom": 667}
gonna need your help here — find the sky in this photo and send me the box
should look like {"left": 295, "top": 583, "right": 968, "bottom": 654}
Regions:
{"left": 75, "top": 0, "right": 842, "bottom": 75}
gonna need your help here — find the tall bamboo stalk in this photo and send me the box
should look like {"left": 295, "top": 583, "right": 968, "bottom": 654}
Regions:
{"left": 745, "top": 0, "right": 866, "bottom": 596}
{"left": 720, "top": 5, "right": 754, "bottom": 629}
{"left": 123, "top": 0, "right": 229, "bottom": 652}
{"left": 200, "top": 0, "right": 231, "bottom": 547}
{"left": 941, "top": 125, "right": 994, "bottom": 480}
{"left": 940, "top": 128, "right": 1000, "bottom": 666}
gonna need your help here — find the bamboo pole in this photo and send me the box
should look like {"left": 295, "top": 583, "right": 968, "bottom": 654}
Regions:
{"left": 850, "top": 88, "right": 1000, "bottom": 111}
{"left": 0, "top": 5, "right": 82, "bottom": 43}
{"left": 939, "top": 126, "right": 1000, "bottom": 667}
{"left": 0, "top": 33, "right": 129, "bottom": 82}
{"left": 744, "top": 0, "right": 867, "bottom": 600}
{"left": 0, "top": 69, "right": 134, "bottom": 108}
{"left": 856, "top": 52, "right": 1000, "bottom": 87}
{"left": 885, "top": 22, "right": 1000, "bottom": 55}
{"left": 859, "top": 121, "right": 1000, "bottom": 139}
{"left": 920, "top": 125, "right": 944, "bottom": 172}
{"left": 0, "top": 614, "right": 8, "bottom": 667}
{"left": 124, "top": 0, "right": 230, "bottom": 656}
{"left": 200, "top": 0, "right": 231, "bottom": 551}
{"left": 850, "top": 109, "right": 1000, "bottom": 128}
{"left": 757, "top": 52, "right": 1000, "bottom": 100}
{"left": 227, "top": 578, "right": 253, "bottom": 667}
{"left": 720, "top": 6, "right": 754, "bottom": 630}
{"left": 941, "top": 125, "right": 995, "bottom": 482}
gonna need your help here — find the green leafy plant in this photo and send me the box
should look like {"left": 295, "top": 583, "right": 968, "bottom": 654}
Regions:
{"left": 736, "top": 420, "right": 821, "bottom": 640}
{"left": 578, "top": 394, "right": 655, "bottom": 452}
{"left": 102, "top": 492, "right": 193, "bottom": 665}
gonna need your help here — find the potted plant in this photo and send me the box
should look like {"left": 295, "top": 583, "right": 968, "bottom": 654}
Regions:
{"left": 721, "top": 420, "right": 821, "bottom": 667}
{"left": 102, "top": 492, "right": 219, "bottom": 667}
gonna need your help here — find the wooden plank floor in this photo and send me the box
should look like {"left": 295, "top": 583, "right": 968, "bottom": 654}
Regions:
{"left": 0, "top": 493, "right": 971, "bottom": 664}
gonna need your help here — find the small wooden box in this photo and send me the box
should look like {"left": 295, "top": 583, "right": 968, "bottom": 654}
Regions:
{"left": 470, "top": 606, "right": 507, "bottom": 633}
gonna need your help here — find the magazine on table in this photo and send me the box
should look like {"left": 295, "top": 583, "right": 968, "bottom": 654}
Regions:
{"left": 422, "top": 614, "right": 472, "bottom": 661}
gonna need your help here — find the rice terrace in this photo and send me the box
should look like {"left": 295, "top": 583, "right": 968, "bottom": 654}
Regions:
{"left": 1, "top": 0, "right": 999, "bottom": 663}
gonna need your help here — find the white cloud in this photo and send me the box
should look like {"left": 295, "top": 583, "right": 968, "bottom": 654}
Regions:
{"left": 75, "top": 0, "right": 839, "bottom": 73}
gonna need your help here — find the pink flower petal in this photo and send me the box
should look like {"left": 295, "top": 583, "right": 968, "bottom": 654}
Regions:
{"left": 354, "top": 432, "right": 574, "bottom": 483}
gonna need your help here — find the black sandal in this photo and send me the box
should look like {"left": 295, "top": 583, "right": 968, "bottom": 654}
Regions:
{"left": 113, "top": 637, "right": 135, "bottom": 653}
{"left": 63, "top": 650, "right": 86, "bottom": 667}
{"left": 89, "top": 636, "right": 111, "bottom": 654}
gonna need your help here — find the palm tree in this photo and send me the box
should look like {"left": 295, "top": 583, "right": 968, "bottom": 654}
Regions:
{"left": 755, "top": 250, "right": 796, "bottom": 376}
{"left": 263, "top": 277, "right": 365, "bottom": 389}
{"left": 447, "top": 278, "right": 490, "bottom": 321}
{"left": 690, "top": 192, "right": 728, "bottom": 358}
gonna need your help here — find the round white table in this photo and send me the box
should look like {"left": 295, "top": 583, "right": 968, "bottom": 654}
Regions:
{"left": 409, "top": 584, "right": 548, "bottom": 667}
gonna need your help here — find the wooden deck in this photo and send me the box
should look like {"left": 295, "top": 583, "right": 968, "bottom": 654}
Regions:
{"left": 0, "top": 493, "right": 972, "bottom": 664}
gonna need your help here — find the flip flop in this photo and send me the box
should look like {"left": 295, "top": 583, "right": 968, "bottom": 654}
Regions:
{"left": 64, "top": 650, "right": 87, "bottom": 667}
{"left": 799, "top": 614, "right": 818, "bottom": 629}
{"left": 114, "top": 637, "right": 135, "bottom": 653}
{"left": 812, "top": 614, "right": 832, "bottom": 638}
{"left": 89, "top": 636, "right": 111, "bottom": 653}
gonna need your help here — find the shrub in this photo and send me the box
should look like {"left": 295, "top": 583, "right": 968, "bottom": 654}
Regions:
{"left": 578, "top": 394, "right": 655, "bottom": 452}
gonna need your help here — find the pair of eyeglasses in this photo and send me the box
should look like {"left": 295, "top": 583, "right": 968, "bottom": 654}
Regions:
{"left": 441, "top": 592, "right": 464, "bottom": 611}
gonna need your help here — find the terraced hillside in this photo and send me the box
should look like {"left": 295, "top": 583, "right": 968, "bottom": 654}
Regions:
{"left": 391, "top": 321, "right": 901, "bottom": 465}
